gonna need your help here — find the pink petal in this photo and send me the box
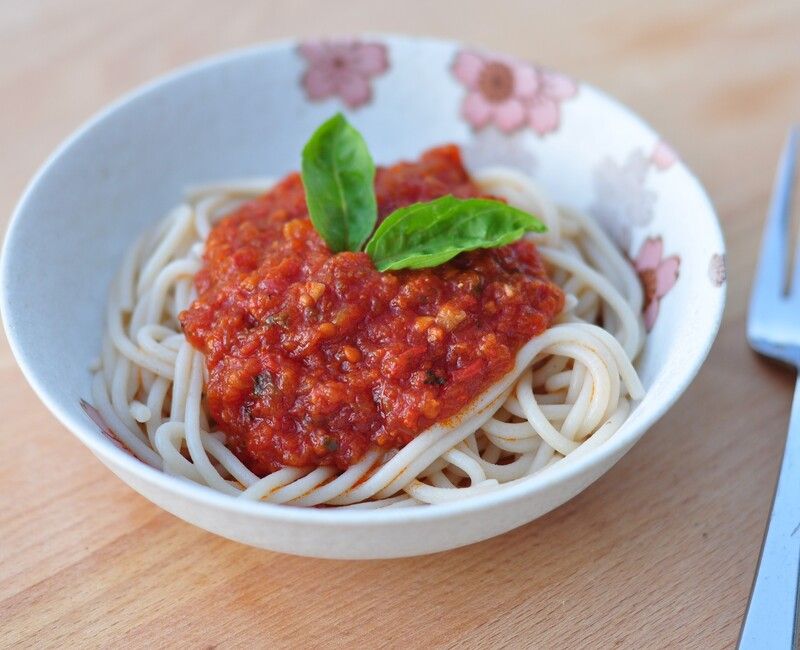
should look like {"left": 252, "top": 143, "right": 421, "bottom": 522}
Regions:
{"left": 528, "top": 97, "right": 560, "bottom": 135}
{"left": 511, "top": 62, "right": 539, "bottom": 99}
{"left": 651, "top": 140, "right": 678, "bottom": 171}
{"left": 453, "top": 51, "right": 485, "bottom": 88}
{"left": 298, "top": 41, "right": 332, "bottom": 64}
{"left": 352, "top": 42, "right": 389, "bottom": 76}
{"left": 493, "top": 99, "right": 527, "bottom": 133}
{"left": 462, "top": 91, "right": 493, "bottom": 129}
{"left": 541, "top": 70, "right": 578, "bottom": 100}
{"left": 655, "top": 256, "right": 680, "bottom": 298}
{"left": 337, "top": 71, "right": 372, "bottom": 108}
{"left": 643, "top": 299, "right": 660, "bottom": 331}
{"left": 708, "top": 253, "right": 726, "bottom": 287}
{"left": 303, "top": 67, "right": 338, "bottom": 100}
{"left": 634, "top": 237, "right": 663, "bottom": 272}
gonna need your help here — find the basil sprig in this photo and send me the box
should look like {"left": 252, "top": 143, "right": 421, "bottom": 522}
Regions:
{"left": 301, "top": 114, "right": 377, "bottom": 252}
{"left": 300, "top": 114, "right": 546, "bottom": 269}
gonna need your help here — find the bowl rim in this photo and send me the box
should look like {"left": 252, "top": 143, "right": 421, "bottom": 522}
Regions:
{"left": 0, "top": 34, "right": 727, "bottom": 526}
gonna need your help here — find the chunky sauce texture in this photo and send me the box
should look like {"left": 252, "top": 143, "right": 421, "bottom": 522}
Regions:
{"left": 180, "top": 146, "right": 564, "bottom": 474}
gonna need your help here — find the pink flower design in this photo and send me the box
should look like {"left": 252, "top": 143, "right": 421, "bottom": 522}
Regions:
{"left": 452, "top": 51, "right": 577, "bottom": 135}
{"left": 80, "top": 399, "right": 132, "bottom": 455}
{"left": 709, "top": 253, "right": 726, "bottom": 287}
{"left": 527, "top": 70, "right": 578, "bottom": 136}
{"left": 298, "top": 39, "right": 389, "bottom": 109}
{"left": 590, "top": 150, "right": 656, "bottom": 251}
{"left": 633, "top": 237, "right": 680, "bottom": 331}
{"left": 650, "top": 140, "right": 679, "bottom": 171}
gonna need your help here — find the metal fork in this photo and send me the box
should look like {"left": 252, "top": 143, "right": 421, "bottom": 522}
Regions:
{"left": 742, "top": 127, "right": 800, "bottom": 648}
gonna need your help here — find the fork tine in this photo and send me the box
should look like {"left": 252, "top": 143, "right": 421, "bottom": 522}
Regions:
{"left": 751, "top": 127, "right": 798, "bottom": 315}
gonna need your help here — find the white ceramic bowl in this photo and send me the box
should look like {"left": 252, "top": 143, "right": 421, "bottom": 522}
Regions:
{"left": 1, "top": 36, "right": 725, "bottom": 559}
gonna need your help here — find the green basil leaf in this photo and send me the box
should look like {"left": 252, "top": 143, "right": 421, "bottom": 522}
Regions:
{"left": 364, "top": 196, "right": 546, "bottom": 272}
{"left": 301, "top": 113, "right": 377, "bottom": 252}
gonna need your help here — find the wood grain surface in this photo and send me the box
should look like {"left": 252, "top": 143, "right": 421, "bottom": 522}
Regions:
{"left": 2, "top": 1, "right": 800, "bottom": 647}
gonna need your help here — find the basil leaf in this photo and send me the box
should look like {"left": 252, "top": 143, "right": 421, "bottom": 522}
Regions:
{"left": 364, "top": 196, "right": 546, "bottom": 272}
{"left": 301, "top": 113, "right": 377, "bottom": 252}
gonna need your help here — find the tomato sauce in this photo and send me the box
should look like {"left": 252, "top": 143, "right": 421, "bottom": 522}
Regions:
{"left": 180, "top": 146, "right": 564, "bottom": 474}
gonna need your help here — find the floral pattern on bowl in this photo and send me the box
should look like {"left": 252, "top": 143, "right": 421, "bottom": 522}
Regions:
{"left": 709, "top": 253, "right": 727, "bottom": 287}
{"left": 633, "top": 237, "right": 680, "bottom": 331}
{"left": 590, "top": 149, "right": 656, "bottom": 252}
{"left": 650, "top": 140, "right": 679, "bottom": 171}
{"left": 451, "top": 50, "right": 577, "bottom": 135}
{"left": 298, "top": 39, "right": 389, "bottom": 109}
{"left": 589, "top": 138, "right": 681, "bottom": 253}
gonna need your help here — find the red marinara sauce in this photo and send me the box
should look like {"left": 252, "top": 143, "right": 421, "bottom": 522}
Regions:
{"left": 180, "top": 146, "right": 564, "bottom": 474}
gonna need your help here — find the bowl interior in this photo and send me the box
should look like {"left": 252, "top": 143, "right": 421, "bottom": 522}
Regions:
{"left": 1, "top": 36, "right": 725, "bottom": 516}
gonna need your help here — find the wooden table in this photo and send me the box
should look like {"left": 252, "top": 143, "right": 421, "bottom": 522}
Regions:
{"left": 2, "top": 1, "right": 799, "bottom": 647}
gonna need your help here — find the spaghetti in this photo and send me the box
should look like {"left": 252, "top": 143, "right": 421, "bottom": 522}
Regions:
{"left": 90, "top": 165, "right": 645, "bottom": 508}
